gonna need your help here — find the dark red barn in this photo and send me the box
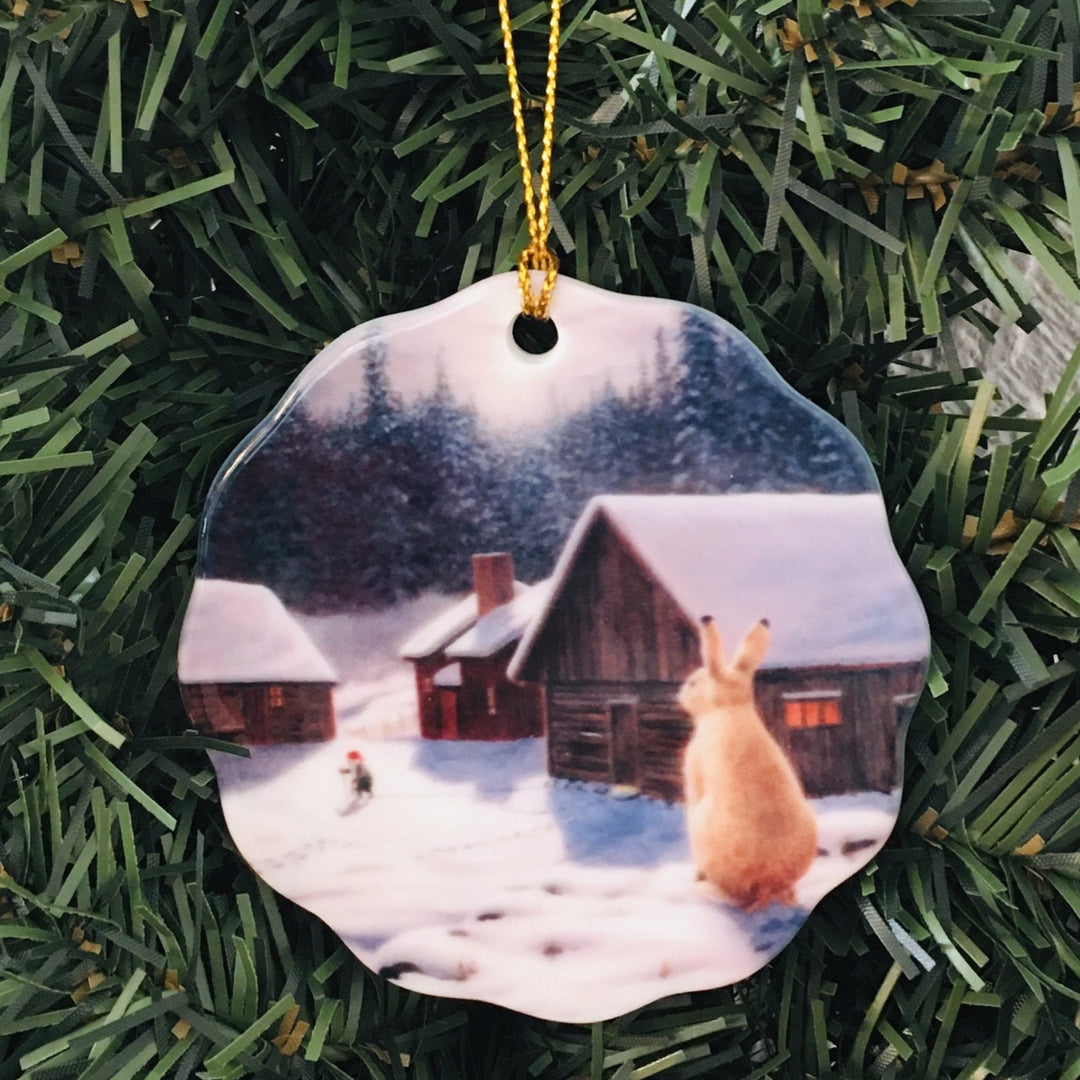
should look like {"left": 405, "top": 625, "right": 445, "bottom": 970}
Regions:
{"left": 401, "top": 553, "right": 547, "bottom": 740}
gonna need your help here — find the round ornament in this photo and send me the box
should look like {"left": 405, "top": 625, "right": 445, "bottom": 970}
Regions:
{"left": 178, "top": 273, "right": 929, "bottom": 1021}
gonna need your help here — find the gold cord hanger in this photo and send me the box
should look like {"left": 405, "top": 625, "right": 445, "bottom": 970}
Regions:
{"left": 498, "top": 0, "right": 562, "bottom": 321}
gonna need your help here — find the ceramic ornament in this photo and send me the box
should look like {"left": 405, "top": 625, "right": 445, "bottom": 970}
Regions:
{"left": 178, "top": 273, "right": 930, "bottom": 1022}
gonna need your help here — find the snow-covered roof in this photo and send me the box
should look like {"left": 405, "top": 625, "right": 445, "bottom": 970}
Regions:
{"left": 399, "top": 594, "right": 479, "bottom": 660}
{"left": 446, "top": 581, "right": 553, "bottom": 659}
{"left": 179, "top": 578, "right": 337, "bottom": 684}
{"left": 508, "top": 493, "right": 929, "bottom": 677}
{"left": 399, "top": 581, "right": 532, "bottom": 660}
{"left": 433, "top": 662, "right": 462, "bottom": 688}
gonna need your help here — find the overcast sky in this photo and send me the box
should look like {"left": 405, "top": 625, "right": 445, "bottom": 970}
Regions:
{"left": 293, "top": 274, "right": 686, "bottom": 432}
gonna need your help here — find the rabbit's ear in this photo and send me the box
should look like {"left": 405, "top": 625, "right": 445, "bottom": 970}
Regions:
{"left": 700, "top": 616, "right": 725, "bottom": 680}
{"left": 731, "top": 618, "right": 770, "bottom": 676}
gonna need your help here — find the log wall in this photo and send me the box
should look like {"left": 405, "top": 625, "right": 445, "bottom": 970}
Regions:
{"left": 546, "top": 660, "right": 924, "bottom": 800}
{"left": 182, "top": 682, "right": 336, "bottom": 743}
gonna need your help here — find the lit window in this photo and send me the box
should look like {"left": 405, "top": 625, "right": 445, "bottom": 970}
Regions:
{"left": 783, "top": 691, "right": 842, "bottom": 729}
{"left": 486, "top": 685, "right": 497, "bottom": 716}
{"left": 268, "top": 685, "right": 285, "bottom": 708}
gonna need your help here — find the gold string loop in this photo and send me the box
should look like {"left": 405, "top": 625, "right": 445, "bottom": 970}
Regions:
{"left": 516, "top": 244, "right": 559, "bottom": 319}
{"left": 498, "top": 0, "right": 561, "bottom": 320}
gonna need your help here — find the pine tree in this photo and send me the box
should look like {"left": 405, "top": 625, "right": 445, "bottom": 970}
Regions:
{"left": 673, "top": 309, "right": 733, "bottom": 491}
{"left": 359, "top": 337, "right": 397, "bottom": 442}
{"left": 202, "top": 403, "right": 319, "bottom": 606}
{"left": 633, "top": 328, "right": 683, "bottom": 490}
{"left": 406, "top": 365, "right": 498, "bottom": 592}
{"left": 500, "top": 436, "right": 574, "bottom": 582}
{"left": 672, "top": 310, "right": 878, "bottom": 494}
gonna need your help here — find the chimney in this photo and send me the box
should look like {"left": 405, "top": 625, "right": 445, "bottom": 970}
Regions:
{"left": 472, "top": 553, "right": 516, "bottom": 616}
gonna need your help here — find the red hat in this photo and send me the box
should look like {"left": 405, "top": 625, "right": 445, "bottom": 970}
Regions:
{"left": 347, "top": 750, "right": 363, "bottom": 761}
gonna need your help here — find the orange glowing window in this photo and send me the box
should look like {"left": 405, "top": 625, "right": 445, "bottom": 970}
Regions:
{"left": 783, "top": 692, "right": 842, "bottom": 729}
{"left": 268, "top": 685, "right": 285, "bottom": 708}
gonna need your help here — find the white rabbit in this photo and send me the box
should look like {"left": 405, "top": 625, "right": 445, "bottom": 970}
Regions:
{"left": 678, "top": 616, "right": 818, "bottom": 911}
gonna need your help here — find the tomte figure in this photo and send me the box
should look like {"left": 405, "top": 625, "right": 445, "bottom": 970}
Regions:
{"left": 339, "top": 749, "right": 373, "bottom": 812}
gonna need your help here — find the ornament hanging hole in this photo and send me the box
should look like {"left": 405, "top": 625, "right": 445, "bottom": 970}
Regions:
{"left": 511, "top": 313, "right": 559, "bottom": 358}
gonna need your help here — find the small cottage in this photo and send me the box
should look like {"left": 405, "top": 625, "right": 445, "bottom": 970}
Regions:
{"left": 179, "top": 578, "right": 337, "bottom": 744}
{"left": 400, "top": 553, "right": 548, "bottom": 740}
{"left": 508, "top": 494, "right": 928, "bottom": 801}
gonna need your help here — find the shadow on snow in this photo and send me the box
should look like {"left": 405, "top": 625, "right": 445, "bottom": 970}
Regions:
{"left": 409, "top": 737, "right": 548, "bottom": 803}
{"left": 548, "top": 781, "right": 689, "bottom": 867}
{"left": 209, "top": 742, "right": 327, "bottom": 791}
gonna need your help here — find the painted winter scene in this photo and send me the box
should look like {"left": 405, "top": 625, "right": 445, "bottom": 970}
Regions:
{"left": 179, "top": 275, "right": 930, "bottom": 1022}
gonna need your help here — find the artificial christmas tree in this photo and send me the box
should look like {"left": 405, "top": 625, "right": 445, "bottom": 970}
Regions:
{"left": 2, "top": 0, "right": 1080, "bottom": 1075}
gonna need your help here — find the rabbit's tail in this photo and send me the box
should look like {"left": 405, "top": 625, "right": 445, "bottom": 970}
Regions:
{"left": 733, "top": 879, "right": 798, "bottom": 912}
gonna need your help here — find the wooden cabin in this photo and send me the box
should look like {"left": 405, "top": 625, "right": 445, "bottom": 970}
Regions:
{"left": 508, "top": 494, "right": 928, "bottom": 801}
{"left": 401, "top": 553, "right": 548, "bottom": 741}
{"left": 179, "top": 578, "right": 337, "bottom": 744}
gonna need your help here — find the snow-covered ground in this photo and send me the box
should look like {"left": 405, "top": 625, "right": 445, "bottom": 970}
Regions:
{"left": 210, "top": 599, "right": 900, "bottom": 1022}
{"left": 295, "top": 597, "right": 454, "bottom": 737}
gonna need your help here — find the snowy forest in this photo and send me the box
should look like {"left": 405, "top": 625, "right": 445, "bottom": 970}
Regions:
{"left": 203, "top": 311, "right": 877, "bottom": 612}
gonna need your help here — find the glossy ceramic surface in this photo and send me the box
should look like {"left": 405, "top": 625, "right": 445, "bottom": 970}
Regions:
{"left": 179, "top": 274, "right": 929, "bottom": 1021}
